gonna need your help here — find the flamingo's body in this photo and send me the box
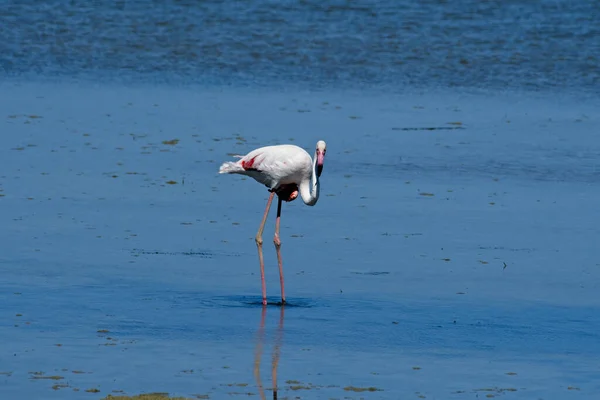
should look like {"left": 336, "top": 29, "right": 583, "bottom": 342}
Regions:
{"left": 219, "top": 141, "right": 327, "bottom": 305}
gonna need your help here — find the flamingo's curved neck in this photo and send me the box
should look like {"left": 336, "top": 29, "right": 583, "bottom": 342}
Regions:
{"left": 299, "top": 150, "right": 320, "bottom": 206}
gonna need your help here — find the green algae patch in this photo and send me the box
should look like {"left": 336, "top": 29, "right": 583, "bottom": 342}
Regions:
{"left": 31, "top": 375, "right": 64, "bottom": 380}
{"left": 289, "top": 385, "right": 312, "bottom": 390}
{"left": 102, "top": 394, "right": 194, "bottom": 400}
{"left": 343, "top": 386, "right": 382, "bottom": 392}
{"left": 474, "top": 387, "right": 518, "bottom": 395}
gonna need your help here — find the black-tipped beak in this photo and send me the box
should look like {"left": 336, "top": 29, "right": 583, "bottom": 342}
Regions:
{"left": 316, "top": 151, "right": 325, "bottom": 177}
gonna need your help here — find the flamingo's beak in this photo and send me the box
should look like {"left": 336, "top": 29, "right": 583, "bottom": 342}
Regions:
{"left": 316, "top": 150, "right": 325, "bottom": 177}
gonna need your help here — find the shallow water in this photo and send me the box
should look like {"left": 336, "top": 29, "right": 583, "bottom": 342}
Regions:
{"left": 1, "top": 81, "right": 599, "bottom": 399}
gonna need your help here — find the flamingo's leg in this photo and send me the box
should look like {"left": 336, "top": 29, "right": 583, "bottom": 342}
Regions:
{"left": 256, "top": 192, "right": 275, "bottom": 306}
{"left": 273, "top": 196, "right": 286, "bottom": 305}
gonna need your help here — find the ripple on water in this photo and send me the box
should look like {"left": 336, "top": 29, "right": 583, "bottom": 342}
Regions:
{"left": 2, "top": 0, "right": 599, "bottom": 93}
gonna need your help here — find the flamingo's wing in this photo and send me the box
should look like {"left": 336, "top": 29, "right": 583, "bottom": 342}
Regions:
{"left": 239, "top": 147, "right": 297, "bottom": 174}
{"left": 220, "top": 145, "right": 302, "bottom": 182}
{"left": 222, "top": 144, "right": 309, "bottom": 188}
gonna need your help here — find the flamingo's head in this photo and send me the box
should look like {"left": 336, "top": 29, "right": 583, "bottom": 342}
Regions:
{"left": 315, "top": 140, "right": 326, "bottom": 177}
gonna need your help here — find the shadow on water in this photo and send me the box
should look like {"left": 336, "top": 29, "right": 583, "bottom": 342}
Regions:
{"left": 254, "top": 306, "right": 285, "bottom": 400}
{"left": 213, "top": 295, "right": 317, "bottom": 308}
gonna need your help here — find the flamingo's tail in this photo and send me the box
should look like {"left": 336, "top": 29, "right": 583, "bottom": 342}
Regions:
{"left": 219, "top": 160, "right": 245, "bottom": 174}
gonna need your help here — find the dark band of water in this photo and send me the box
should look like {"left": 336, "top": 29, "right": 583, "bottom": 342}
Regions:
{"left": 2, "top": 0, "right": 599, "bottom": 94}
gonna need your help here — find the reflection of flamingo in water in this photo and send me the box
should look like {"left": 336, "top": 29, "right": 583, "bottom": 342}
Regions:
{"left": 254, "top": 306, "right": 285, "bottom": 400}
{"left": 219, "top": 141, "right": 327, "bottom": 305}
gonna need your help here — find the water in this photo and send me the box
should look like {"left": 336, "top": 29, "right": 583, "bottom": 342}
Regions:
{"left": 1, "top": 2, "right": 600, "bottom": 399}
{"left": 2, "top": 0, "right": 599, "bottom": 93}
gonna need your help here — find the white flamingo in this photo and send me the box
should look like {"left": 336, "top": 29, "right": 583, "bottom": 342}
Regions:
{"left": 219, "top": 140, "right": 327, "bottom": 305}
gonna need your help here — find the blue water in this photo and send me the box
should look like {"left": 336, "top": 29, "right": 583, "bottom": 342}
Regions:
{"left": 1, "top": 1, "right": 600, "bottom": 399}
{"left": 1, "top": 0, "right": 599, "bottom": 93}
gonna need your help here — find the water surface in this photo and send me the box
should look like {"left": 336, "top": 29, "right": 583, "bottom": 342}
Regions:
{"left": 1, "top": 1, "right": 600, "bottom": 398}
{"left": 1, "top": 82, "right": 599, "bottom": 398}
{"left": 1, "top": 0, "right": 599, "bottom": 93}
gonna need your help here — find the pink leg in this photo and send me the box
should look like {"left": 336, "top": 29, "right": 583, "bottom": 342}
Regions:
{"left": 256, "top": 192, "right": 275, "bottom": 306}
{"left": 273, "top": 197, "right": 286, "bottom": 305}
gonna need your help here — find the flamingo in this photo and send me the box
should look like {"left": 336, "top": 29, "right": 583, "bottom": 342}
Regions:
{"left": 219, "top": 140, "right": 327, "bottom": 305}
